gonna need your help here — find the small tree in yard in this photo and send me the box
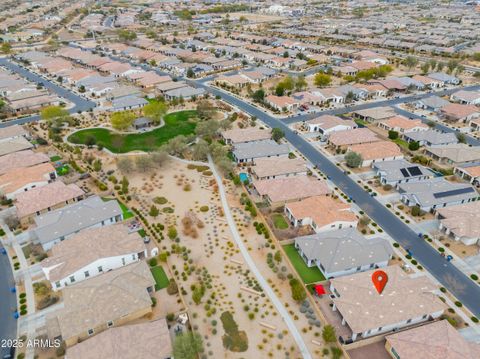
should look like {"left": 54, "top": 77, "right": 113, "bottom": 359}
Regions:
{"left": 289, "top": 278, "right": 306, "bottom": 302}
{"left": 408, "top": 141, "right": 420, "bottom": 151}
{"left": 345, "top": 151, "right": 363, "bottom": 168}
{"left": 149, "top": 205, "right": 159, "bottom": 217}
{"left": 121, "top": 176, "right": 129, "bottom": 194}
{"left": 411, "top": 206, "right": 422, "bottom": 217}
{"left": 117, "top": 157, "right": 134, "bottom": 173}
{"left": 272, "top": 127, "right": 285, "bottom": 142}
{"left": 456, "top": 132, "right": 466, "bottom": 144}
{"left": 173, "top": 331, "right": 204, "bottom": 359}
{"left": 322, "top": 324, "right": 337, "bottom": 343}
{"left": 168, "top": 226, "right": 178, "bottom": 239}
{"left": 388, "top": 130, "right": 398, "bottom": 140}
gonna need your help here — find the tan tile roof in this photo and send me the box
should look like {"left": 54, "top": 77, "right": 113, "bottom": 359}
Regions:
{"left": 0, "top": 124, "right": 27, "bottom": 140}
{"left": 265, "top": 95, "right": 298, "bottom": 107}
{"left": 286, "top": 195, "right": 357, "bottom": 228}
{"left": 0, "top": 150, "right": 49, "bottom": 175}
{"left": 254, "top": 176, "right": 331, "bottom": 203}
{"left": 331, "top": 265, "right": 446, "bottom": 334}
{"left": 441, "top": 103, "right": 479, "bottom": 119}
{"left": 436, "top": 201, "right": 480, "bottom": 240}
{"left": 222, "top": 128, "right": 271, "bottom": 144}
{"left": 348, "top": 141, "right": 402, "bottom": 161}
{"left": 41, "top": 225, "right": 145, "bottom": 282}
{"left": 0, "top": 137, "right": 33, "bottom": 156}
{"left": 252, "top": 157, "right": 307, "bottom": 178}
{"left": 329, "top": 128, "right": 379, "bottom": 146}
{"left": 51, "top": 261, "right": 154, "bottom": 341}
{"left": 306, "top": 115, "right": 356, "bottom": 129}
{"left": 15, "top": 181, "right": 84, "bottom": 218}
{"left": 460, "top": 165, "right": 480, "bottom": 177}
{"left": 67, "top": 319, "right": 172, "bottom": 359}
{"left": 386, "top": 320, "right": 480, "bottom": 359}
{"left": 0, "top": 162, "right": 55, "bottom": 195}
{"left": 380, "top": 115, "right": 428, "bottom": 131}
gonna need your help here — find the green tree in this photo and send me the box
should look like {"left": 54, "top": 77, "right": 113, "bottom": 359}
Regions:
{"left": 121, "top": 176, "right": 129, "bottom": 194}
{"left": 168, "top": 226, "right": 178, "bottom": 239}
{"left": 345, "top": 91, "right": 355, "bottom": 103}
{"left": 117, "top": 157, "right": 134, "bottom": 173}
{"left": 117, "top": 29, "right": 137, "bottom": 41}
{"left": 143, "top": 101, "right": 168, "bottom": 125}
{"left": 165, "top": 135, "right": 188, "bottom": 156}
{"left": 192, "top": 284, "right": 205, "bottom": 304}
{"left": 186, "top": 68, "right": 195, "bottom": 78}
{"left": 427, "top": 120, "right": 436, "bottom": 128}
{"left": 110, "top": 111, "right": 135, "bottom": 131}
{"left": 289, "top": 278, "right": 306, "bottom": 302}
{"left": 322, "top": 324, "right": 337, "bottom": 343}
{"left": 447, "top": 60, "right": 459, "bottom": 74}
{"left": 403, "top": 56, "right": 418, "bottom": 70}
{"left": 408, "top": 141, "right": 420, "bottom": 151}
{"left": 252, "top": 89, "right": 265, "bottom": 102}
{"left": 192, "top": 139, "right": 210, "bottom": 161}
{"left": 388, "top": 130, "right": 399, "bottom": 139}
{"left": 456, "top": 132, "right": 466, "bottom": 144}
{"left": 314, "top": 72, "right": 332, "bottom": 87}
{"left": 345, "top": 151, "right": 363, "bottom": 168}
{"left": 40, "top": 106, "right": 69, "bottom": 126}
{"left": 136, "top": 156, "right": 153, "bottom": 172}
{"left": 295, "top": 75, "right": 307, "bottom": 91}
{"left": 271, "top": 127, "right": 285, "bottom": 142}
{"left": 274, "top": 250, "right": 282, "bottom": 263}
{"left": 1, "top": 42, "right": 12, "bottom": 54}
{"left": 93, "top": 159, "right": 102, "bottom": 171}
{"left": 149, "top": 205, "right": 159, "bottom": 217}
{"left": 196, "top": 100, "right": 216, "bottom": 119}
{"left": 420, "top": 62, "right": 430, "bottom": 74}
{"left": 195, "top": 119, "right": 220, "bottom": 138}
{"left": 173, "top": 331, "right": 204, "bottom": 359}
{"left": 85, "top": 135, "right": 96, "bottom": 148}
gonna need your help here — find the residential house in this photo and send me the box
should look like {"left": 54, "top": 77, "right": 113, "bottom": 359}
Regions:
{"left": 215, "top": 74, "right": 250, "bottom": 88}
{"left": 412, "top": 75, "right": 443, "bottom": 88}
{"left": 352, "top": 107, "right": 396, "bottom": 122}
{"left": 164, "top": 86, "right": 205, "bottom": 101}
{"left": 436, "top": 201, "right": 480, "bottom": 246}
{"left": 398, "top": 178, "right": 478, "bottom": 212}
{"left": 415, "top": 95, "right": 450, "bottom": 111}
{"left": 0, "top": 162, "right": 57, "bottom": 199}
{"left": 428, "top": 72, "right": 460, "bottom": 85}
{"left": 347, "top": 141, "right": 404, "bottom": 167}
{"left": 404, "top": 130, "right": 458, "bottom": 147}
{"left": 0, "top": 150, "right": 49, "bottom": 175}
{"left": 32, "top": 196, "right": 123, "bottom": 251}
{"left": 155, "top": 81, "right": 188, "bottom": 95}
{"left": 0, "top": 124, "right": 28, "bottom": 142}
{"left": 385, "top": 320, "right": 480, "bottom": 359}
{"left": 303, "top": 115, "right": 357, "bottom": 135}
{"left": 450, "top": 90, "right": 480, "bottom": 105}
{"left": 440, "top": 103, "right": 480, "bottom": 123}
{"left": 425, "top": 144, "right": 480, "bottom": 165}
{"left": 41, "top": 224, "right": 146, "bottom": 290}
{"left": 15, "top": 181, "right": 84, "bottom": 224}
{"left": 232, "top": 140, "right": 290, "bottom": 164}
{"left": 264, "top": 95, "right": 299, "bottom": 112}
{"left": 328, "top": 128, "right": 380, "bottom": 149}
{"left": 46, "top": 261, "right": 155, "bottom": 347}
{"left": 0, "top": 137, "right": 33, "bottom": 157}
{"left": 250, "top": 157, "right": 308, "bottom": 180}
{"left": 373, "top": 159, "right": 432, "bottom": 187}
{"left": 455, "top": 163, "right": 480, "bottom": 186}
{"left": 221, "top": 128, "right": 271, "bottom": 145}
{"left": 378, "top": 116, "right": 428, "bottom": 133}
{"left": 67, "top": 319, "right": 173, "bottom": 359}
{"left": 253, "top": 176, "right": 331, "bottom": 208}
{"left": 285, "top": 195, "right": 358, "bottom": 233}
{"left": 111, "top": 96, "right": 148, "bottom": 112}
{"left": 295, "top": 228, "right": 392, "bottom": 278}
{"left": 330, "top": 265, "right": 446, "bottom": 342}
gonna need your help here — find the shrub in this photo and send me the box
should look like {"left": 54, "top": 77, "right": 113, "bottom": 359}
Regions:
{"left": 471, "top": 274, "right": 479, "bottom": 281}
{"left": 408, "top": 141, "right": 420, "bottom": 151}
{"left": 154, "top": 196, "right": 168, "bottom": 204}
{"left": 322, "top": 325, "right": 336, "bottom": 343}
{"left": 166, "top": 313, "right": 175, "bottom": 321}
{"left": 455, "top": 301, "right": 463, "bottom": 307}
{"left": 149, "top": 258, "right": 158, "bottom": 267}
{"left": 168, "top": 227, "right": 178, "bottom": 239}
{"left": 388, "top": 130, "right": 398, "bottom": 140}
{"left": 200, "top": 206, "right": 209, "bottom": 212}
{"left": 167, "top": 280, "right": 179, "bottom": 295}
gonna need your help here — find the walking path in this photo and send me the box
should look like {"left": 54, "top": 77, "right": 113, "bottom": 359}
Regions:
{"left": 208, "top": 155, "right": 312, "bottom": 359}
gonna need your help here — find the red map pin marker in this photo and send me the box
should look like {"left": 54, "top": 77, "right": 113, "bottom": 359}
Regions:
{"left": 372, "top": 270, "right": 388, "bottom": 294}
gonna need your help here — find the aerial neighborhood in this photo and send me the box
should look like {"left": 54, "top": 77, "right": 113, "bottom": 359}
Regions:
{"left": 1, "top": 1, "right": 480, "bottom": 359}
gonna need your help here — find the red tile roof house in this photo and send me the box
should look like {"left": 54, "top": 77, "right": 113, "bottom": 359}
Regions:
{"left": 221, "top": 128, "right": 271, "bottom": 145}
{"left": 15, "top": 181, "right": 84, "bottom": 225}
{"left": 304, "top": 115, "right": 357, "bottom": 135}
{"left": 250, "top": 157, "right": 308, "bottom": 180}
{"left": 253, "top": 176, "right": 331, "bottom": 208}
{"left": 412, "top": 75, "right": 443, "bottom": 89}
{"left": 264, "top": 95, "right": 300, "bottom": 112}
{"left": 285, "top": 195, "right": 358, "bottom": 233}
{"left": 377, "top": 115, "right": 429, "bottom": 134}
{"left": 440, "top": 103, "right": 480, "bottom": 123}
{"left": 347, "top": 141, "right": 404, "bottom": 167}
{"left": 328, "top": 128, "right": 380, "bottom": 150}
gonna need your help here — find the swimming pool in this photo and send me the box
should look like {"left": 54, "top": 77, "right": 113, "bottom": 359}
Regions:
{"left": 239, "top": 173, "right": 249, "bottom": 183}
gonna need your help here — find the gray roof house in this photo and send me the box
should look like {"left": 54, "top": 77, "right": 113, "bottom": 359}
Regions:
{"left": 164, "top": 86, "right": 205, "bottom": 100}
{"left": 398, "top": 178, "right": 478, "bottom": 212}
{"left": 416, "top": 95, "right": 450, "bottom": 111}
{"left": 111, "top": 95, "right": 148, "bottom": 111}
{"left": 373, "top": 159, "right": 432, "bottom": 187}
{"left": 33, "top": 196, "right": 123, "bottom": 251}
{"left": 294, "top": 228, "right": 393, "bottom": 279}
{"left": 392, "top": 77, "right": 425, "bottom": 89}
{"left": 232, "top": 139, "right": 290, "bottom": 163}
{"left": 403, "top": 129, "right": 458, "bottom": 147}
{"left": 428, "top": 72, "right": 460, "bottom": 85}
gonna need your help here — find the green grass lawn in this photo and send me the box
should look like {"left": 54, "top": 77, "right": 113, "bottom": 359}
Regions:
{"left": 283, "top": 244, "right": 326, "bottom": 284}
{"left": 67, "top": 110, "right": 197, "bottom": 153}
{"left": 272, "top": 214, "right": 288, "bottom": 229}
{"left": 56, "top": 164, "right": 70, "bottom": 176}
{"left": 392, "top": 138, "right": 410, "bottom": 150}
{"left": 50, "top": 155, "right": 62, "bottom": 162}
{"left": 150, "top": 266, "right": 169, "bottom": 291}
{"left": 101, "top": 197, "right": 134, "bottom": 220}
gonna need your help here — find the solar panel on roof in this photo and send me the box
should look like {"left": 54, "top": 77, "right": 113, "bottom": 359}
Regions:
{"left": 407, "top": 166, "right": 422, "bottom": 176}
{"left": 400, "top": 168, "right": 409, "bottom": 178}
{"left": 433, "top": 187, "right": 475, "bottom": 199}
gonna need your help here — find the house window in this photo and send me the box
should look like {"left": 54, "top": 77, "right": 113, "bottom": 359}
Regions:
{"left": 84, "top": 271, "right": 90, "bottom": 278}
{"left": 107, "top": 321, "right": 114, "bottom": 328}
{"left": 55, "top": 281, "right": 60, "bottom": 288}
{"left": 98, "top": 266, "right": 103, "bottom": 272}
{"left": 122, "top": 258, "right": 126, "bottom": 265}
{"left": 69, "top": 276, "right": 75, "bottom": 283}
{"left": 422, "top": 314, "right": 427, "bottom": 319}
{"left": 88, "top": 329, "right": 94, "bottom": 336}
{"left": 407, "top": 318, "right": 412, "bottom": 324}
{"left": 132, "top": 254, "right": 136, "bottom": 260}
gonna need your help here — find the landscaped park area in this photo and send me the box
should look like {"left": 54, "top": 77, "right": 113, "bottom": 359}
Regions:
{"left": 283, "top": 244, "right": 326, "bottom": 283}
{"left": 67, "top": 110, "right": 197, "bottom": 153}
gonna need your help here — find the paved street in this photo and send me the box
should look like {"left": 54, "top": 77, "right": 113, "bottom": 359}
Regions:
{"left": 196, "top": 80, "right": 480, "bottom": 318}
{"left": 0, "top": 242, "right": 17, "bottom": 358}
{"left": 0, "top": 57, "right": 96, "bottom": 128}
